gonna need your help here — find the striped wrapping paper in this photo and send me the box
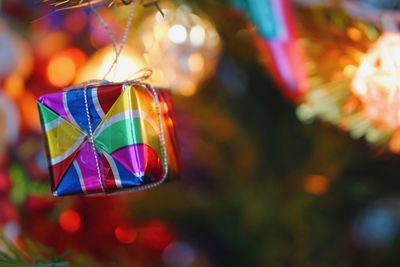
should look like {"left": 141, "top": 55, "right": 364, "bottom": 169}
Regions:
{"left": 37, "top": 83, "right": 180, "bottom": 196}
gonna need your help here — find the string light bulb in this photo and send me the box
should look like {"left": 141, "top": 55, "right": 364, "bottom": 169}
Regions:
{"left": 137, "top": 5, "right": 221, "bottom": 96}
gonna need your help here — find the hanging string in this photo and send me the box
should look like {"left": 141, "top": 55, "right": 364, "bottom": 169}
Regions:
{"left": 89, "top": 1, "right": 135, "bottom": 80}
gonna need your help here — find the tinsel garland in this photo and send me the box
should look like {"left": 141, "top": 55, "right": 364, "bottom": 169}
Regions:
{"left": 39, "top": 0, "right": 161, "bottom": 11}
{"left": 294, "top": 4, "right": 400, "bottom": 151}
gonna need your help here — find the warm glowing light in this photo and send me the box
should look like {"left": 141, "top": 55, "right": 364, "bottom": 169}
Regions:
{"left": 304, "top": 175, "right": 329, "bottom": 196}
{"left": 188, "top": 53, "right": 205, "bottom": 73}
{"left": 115, "top": 225, "right": 137, "bottom": 244}
{"left": 140, "top": 220, "right": 174, "bottom": 250}
{"left": 352, "top": 33, "right": 400, "bottom": 129}
{"left": 47, "top": 54, "right": 76, "bottom": 87}
{"left": 76, "top": 46, "right": 144, "bottom": 83}
{"left": 138, "top": 5, "right": 221, "bottom": 96}
{"left": 4, "top": 74, "right": 25, "bottom": 100}
{"left": 179, "top": 81, "right": 197, "bottom": 97}
{"left": 18, "top": 91, "right": 40, "bottom": 131}
{"left": 36, "top": 31, "right": 70, "bottom": 58}
{"left": 190, "top": 25, "right": 206, "bottom": 46}
{"left": 343, "top": 64, "right": 356, "bottom": 78}
{"left": 59, "top": 209, "right": 81, "bottom": 233}
{"left": 389, "top": 132, "right": 400, "bottom": 153}
{"left": 347, "top": 27, "right": 362, "bottom": 42}
{"left": 168, "top": 24, "right": 187, "bottom": 44}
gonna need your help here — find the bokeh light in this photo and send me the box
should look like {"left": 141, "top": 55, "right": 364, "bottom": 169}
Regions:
{"left": 352, "top": 32, "right": 400, "bottom": 130}
{"left": 162, "top": 242, "right": 196, "bottom": 267}
{"left": 47, "top": 54, "right": 76, "bottom": 87}
{"left": 138, "top": 4, "right": 221, "bottom": 96}
{"left": 168, "top": 24, "right": 187, "bottom": 44}
{"left": 0, "top": 92, "right": 20, "bottom": 147}
{"left": 114, "top": 225, "right": 137, "bottom": 244}
{"left": 304, "top": 175, "right": 329, "bottom": 196}
{"left": 59, "top": 209, "right": 81, "bottom": 233}
{"left": 76, "top": 45, "right": 144, "bottom": 83}
{"left": 35, "top": 31, "right": 71, "bottom": 58}
{"left": 4, "top": 74, "right": 25, "bottom": 100}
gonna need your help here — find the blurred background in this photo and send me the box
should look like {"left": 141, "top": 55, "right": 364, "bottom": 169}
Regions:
{"left": 2, "top": 0, "right": 400, "bottom": 266}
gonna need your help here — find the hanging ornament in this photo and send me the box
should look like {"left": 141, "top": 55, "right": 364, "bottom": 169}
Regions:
{"left": 37, "top": 3, "right": 180, "bottom": 197}
{"left": 232, "top": 0, "right": 309, "bottom": 99}
{"left": 137, "top": 5, "right": 222, "bottom": 96}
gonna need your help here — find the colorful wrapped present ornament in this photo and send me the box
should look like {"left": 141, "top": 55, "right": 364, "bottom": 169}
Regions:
{"left": 37, "top": 82, "right": 180, "bottom": 196}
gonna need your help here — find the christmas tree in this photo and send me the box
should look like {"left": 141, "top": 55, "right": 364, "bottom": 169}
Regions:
{"left": 1, "top": 0, "right": 400, "bottom": 266}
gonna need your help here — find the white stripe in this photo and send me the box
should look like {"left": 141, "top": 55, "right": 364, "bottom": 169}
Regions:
{"left": 51, "top": 134, "right": 85, "bottom": 165}
{"left": 44, "top": 118, "right": 63, "bottom": 132}
{"left": 92, "top": 87, "right": 106, "bottom": 118}
{"left": 103, "top": 152, "right": 122, "bottom": 189}
{"left": 63, "top": 91, "right": 78, "bottom": 126}
{"left": 73, "top": 161, "right": 87, "bottom": 193}
{"left": 93, "top": 110, "right": 158, "bottom": 138}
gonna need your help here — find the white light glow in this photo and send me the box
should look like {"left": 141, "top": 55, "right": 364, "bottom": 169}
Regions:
{"left": 168, "top": 24, "right": 187, "bottom": 44}
{"left": 190, "top": 25, "right": 206, "bottom": 47}
{"left": 352, "top": 32, "right": 400, "bottom": 129}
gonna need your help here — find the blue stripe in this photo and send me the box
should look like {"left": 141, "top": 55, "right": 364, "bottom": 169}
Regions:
{"left": 66, "top": 89, "right": 90, "bottom": 134}
{"left": 56, "top": 162, "right": 84, "bottom": 196}
{"left": 113, "top": 158, "right": 144, "bottom": 188}
{"left": 66, "top": 89, "right": 103, "bottom": 134}
{"left": 87, "top": 88, "right": 102, "bottom": 130}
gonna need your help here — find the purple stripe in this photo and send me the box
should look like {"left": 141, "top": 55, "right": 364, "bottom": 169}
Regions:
{"left": 38, "top": 92, "right": 70, "bottom": 122}
{"left": 74, "top": 142, "right": 103, "bottom": 193}
{"left": 111, "top": 146, "right": 146, "bottom": 176}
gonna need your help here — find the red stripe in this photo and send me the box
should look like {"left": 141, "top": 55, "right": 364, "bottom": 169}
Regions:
{"left": 101, "top": 154, "right": 118, "bottom": 192}
{"left": 97, "top": 84, "right": 123, "bottom": 116}
{"left": 49, "top": 143, "right": 84, "bottom": 192}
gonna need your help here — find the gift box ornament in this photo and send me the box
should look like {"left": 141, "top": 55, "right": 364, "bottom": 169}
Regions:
{"left": 37, "top": 82, "right": 180, "bottom": 196}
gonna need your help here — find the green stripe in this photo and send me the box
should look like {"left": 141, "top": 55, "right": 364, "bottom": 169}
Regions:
{"left": 37, "top": 102, "right": 59, "bottom": 125}
{"left": 94, "top": 118, "right": 143, "bottom": 154}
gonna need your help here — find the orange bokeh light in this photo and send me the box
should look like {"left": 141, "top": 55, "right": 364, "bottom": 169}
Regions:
{"left": 115, "top": 225, "right": 137, "bottom": 244}
{"left": 47, "top": 54, "right": 76, "bottom": 87}
{"left": 304, "top": 175, "right": 329, "bottom": 196}
{"left": 4, "top": 74, "right": 25, "bottom": 100}
{"left": 59, "top": 209, "right": 81, "bottom": 233}
{"left": 18, "top": 91, "right": 40, "bottom": 131}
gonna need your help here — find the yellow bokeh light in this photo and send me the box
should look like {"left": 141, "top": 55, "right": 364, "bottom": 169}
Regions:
{"left": 188, "top": 53, "right": 205, "bottom": 73}
{"left": 138, "top": 4, "right": 221, "bottom": 96}
{"left": 179, "top": 81, "right": 197, "bottom": 97}
{"left": 47, "top": 55, "right": 76, "bottom": 87}
{"left": 347, "top": 27, "right": 362, "bottom": 42}
{"left": 343, "top": 64, "right": 356, "bottom": 78}
{"left": 76, "top": 46, "right": 144, "bottom": 83}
